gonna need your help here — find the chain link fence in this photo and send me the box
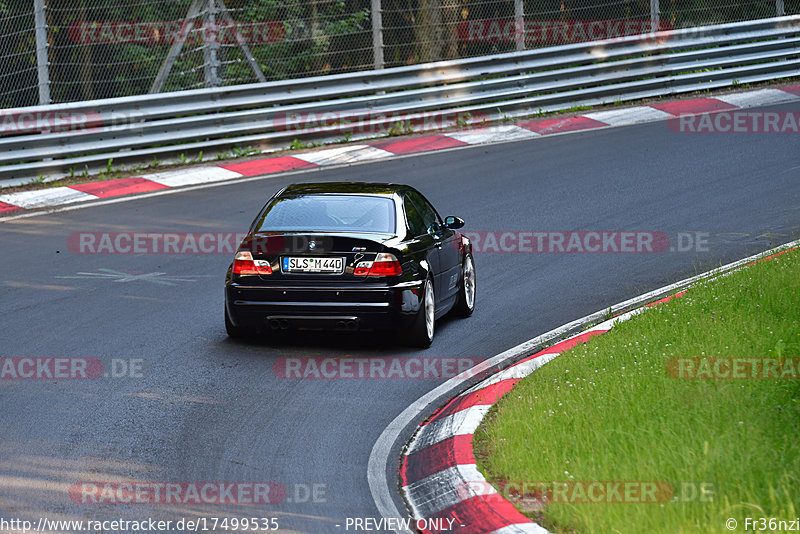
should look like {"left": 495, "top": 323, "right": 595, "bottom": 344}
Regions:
{"left": 0, "top": 3, "right": 38, "bottom": 109}
{"left": 1, "top": 0, "right": 798, "bottom": 110}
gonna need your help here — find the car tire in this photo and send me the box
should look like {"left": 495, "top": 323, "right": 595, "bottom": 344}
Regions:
{"left": 407, "top": 276, "right": 435, "bottom": 348}
{"left": 452, "top": 253, "right": 476, "bottom": 318}
{"left": 225, "top": 304, "right": 248, "bottom": 339}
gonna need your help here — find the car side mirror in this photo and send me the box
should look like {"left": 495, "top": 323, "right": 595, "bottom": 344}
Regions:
{"left": 444, "top": 216, "right": 465, "bottom": 229}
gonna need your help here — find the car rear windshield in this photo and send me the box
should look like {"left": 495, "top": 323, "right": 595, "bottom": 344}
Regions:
{"left": 256, "top": 194, "right": 396, "bottom": 234}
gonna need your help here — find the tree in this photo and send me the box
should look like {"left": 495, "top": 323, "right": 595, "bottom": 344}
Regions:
{"left": 0, "top": 2, "right": 37, "bottom": 108}
{"left": 415, "top": 0, "right": 464, "bottom": 62}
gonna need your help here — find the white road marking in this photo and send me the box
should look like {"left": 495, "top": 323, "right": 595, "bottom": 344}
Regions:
{"left": 489, "top": 524, "right": 552, "bottom": 534}
{"left": 405, "top": 405, "right": 490, "bottom": 455}
{"left": 404, "top": 464, "right": 495, "bottom": 518}
{"left": 0, "top": 187, "right": 96, "bottom": 209}
{"left": 716, "top": 89, "right": 799, "bottom": 108}
{"left": 146, "top": 166, "right": 243, "bottom": 187}
{"left": 447, "top": 125, "right": 540, "bottom": 145}
{"left": 293, "top": 145, "right": 393, "bottom": 166}
{"left": 585, "top": 106, "right": 673, "bottom": 126}
{"left": 460, "top": 353, "right": 559, "bottom": 394}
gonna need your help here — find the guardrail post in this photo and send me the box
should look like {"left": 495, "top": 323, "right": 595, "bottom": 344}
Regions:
{"left": 204, "top": 0, "right": 221, "bottom": 87}
{"left": 34, "top": 0, "right": 51, "bottom": 105}
{"left": 650, "top": 0, "right": 660, "bottom": 28}
{"left": 515, "top": 0, "right": 525, "bottom": 51}
{"left": 151, "top": 0, "right": 204, "bottom": 93}
{"left": 372, "top": 0, "right": 384, "bottom": 69}
{"left": 217, "top": 0, "right": 266, "bottom": 82}
{"left": 777, "top": 0, "right": 785, "bottom": 16}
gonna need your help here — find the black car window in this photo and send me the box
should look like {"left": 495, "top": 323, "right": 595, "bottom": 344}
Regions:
{"left": 407, "top": 191, "right": 442, "bottom": 235}
{"left": 404, "top": 195, "right": 428, "bottom": 238}
{"left": 256, "top": 194, "right": 396, "bottom": 234}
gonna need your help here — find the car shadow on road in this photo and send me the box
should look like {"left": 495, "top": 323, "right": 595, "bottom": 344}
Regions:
{"left": 220, "top": 314, "right": 462, "bottom": 355}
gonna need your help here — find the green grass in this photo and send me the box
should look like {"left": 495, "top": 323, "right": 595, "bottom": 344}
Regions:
{"left": 475, "top": 248, "right": 800, "bottom": 533}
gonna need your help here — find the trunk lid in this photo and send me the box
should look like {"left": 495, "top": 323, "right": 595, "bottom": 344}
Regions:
{"left": 240, "top": 232, "right": 396, "bottom": 282}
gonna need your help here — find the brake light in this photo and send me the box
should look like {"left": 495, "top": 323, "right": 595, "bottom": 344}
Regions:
{"left": 355, "top": 253, "right": 402, "bottom": 277}
{"left": 233, "top": 250, "right": 272, "bottom": 275}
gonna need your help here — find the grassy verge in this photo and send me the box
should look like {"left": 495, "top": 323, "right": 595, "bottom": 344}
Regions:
{"left": 475, "top": 248, "right": 800, "bottom": 533}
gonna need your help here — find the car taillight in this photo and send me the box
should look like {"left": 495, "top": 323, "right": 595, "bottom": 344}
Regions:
{"left": 355, "top": 253, "right": 402, "bottom": 277}
{"left": 233, "top": 250, "right": 272, "bottom": 275}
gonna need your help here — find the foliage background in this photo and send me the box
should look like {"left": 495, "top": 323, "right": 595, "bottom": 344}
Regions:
{"left": 1, "top": 0, "right": 798, "bottom": 109}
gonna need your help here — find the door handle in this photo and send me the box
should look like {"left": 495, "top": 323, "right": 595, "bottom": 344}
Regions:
{"left": 434, "top": 241, "right": 443, "bottom": 249}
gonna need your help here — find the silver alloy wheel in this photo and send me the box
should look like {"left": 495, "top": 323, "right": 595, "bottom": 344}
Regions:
{"left": 463, "top": 256, "right": 475, "bottom": 310}
{"left": 424, "top": 279, "right": 435, "bottom": 341}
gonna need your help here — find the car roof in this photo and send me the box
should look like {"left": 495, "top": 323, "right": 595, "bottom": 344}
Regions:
{"left": 280, "top": 182, "right": 414, "bottom": 197}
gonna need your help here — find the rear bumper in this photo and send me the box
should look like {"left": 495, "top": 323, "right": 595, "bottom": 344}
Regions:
{"left": 225, "top": 280, "right": 425, "bottom": 331}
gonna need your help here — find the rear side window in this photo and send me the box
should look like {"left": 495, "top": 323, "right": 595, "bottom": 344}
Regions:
{"left": 406, "top": 191, "right": 442, "bottom": 235}
{"left": 256, "top": 194, "right": 396, "bottom": 234}
{"left": 404, "top": 196, "right": 428, "bottom": 237}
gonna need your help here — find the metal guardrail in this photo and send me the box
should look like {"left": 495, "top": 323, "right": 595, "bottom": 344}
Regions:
{"left": 1, "top": 16, "right": 799, "bottom": 185}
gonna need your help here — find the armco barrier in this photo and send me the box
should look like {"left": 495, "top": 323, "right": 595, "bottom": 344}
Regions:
{"left": 1, "top": 16, "right": 798, "bottom": 185}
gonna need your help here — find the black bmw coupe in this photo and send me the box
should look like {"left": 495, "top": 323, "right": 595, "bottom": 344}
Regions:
{"left": 224, "top": 182, "right": 475, "bottom": 347}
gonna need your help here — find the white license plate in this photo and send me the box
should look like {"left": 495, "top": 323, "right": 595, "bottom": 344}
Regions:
{"left": 282, "top": 256, "right": 344, "bottom": 274}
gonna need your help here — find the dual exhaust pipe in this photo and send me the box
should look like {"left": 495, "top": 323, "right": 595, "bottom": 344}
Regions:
{"left": 268, "top": 318, "right": 290, "bottom": 330}
{"left": 266, "top": 317, "right": 359, "bottom": 331}
{"left": 335, "top": 319, "right": 359, "bottom": 331}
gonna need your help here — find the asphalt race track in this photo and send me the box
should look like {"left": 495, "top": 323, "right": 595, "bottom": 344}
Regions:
{"left": 1, "top": 102, "right": 799, "bottom": 532}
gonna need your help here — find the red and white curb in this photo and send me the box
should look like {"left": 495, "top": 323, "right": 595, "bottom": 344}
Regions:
{"left": 382, "top": 241, "right": 800, "bottom": 534}
{"left": 1, "top": 84, "right": 798, "bottom": 218}
{"left": 399, "top": 318, "right": 646, "bottom": 534}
